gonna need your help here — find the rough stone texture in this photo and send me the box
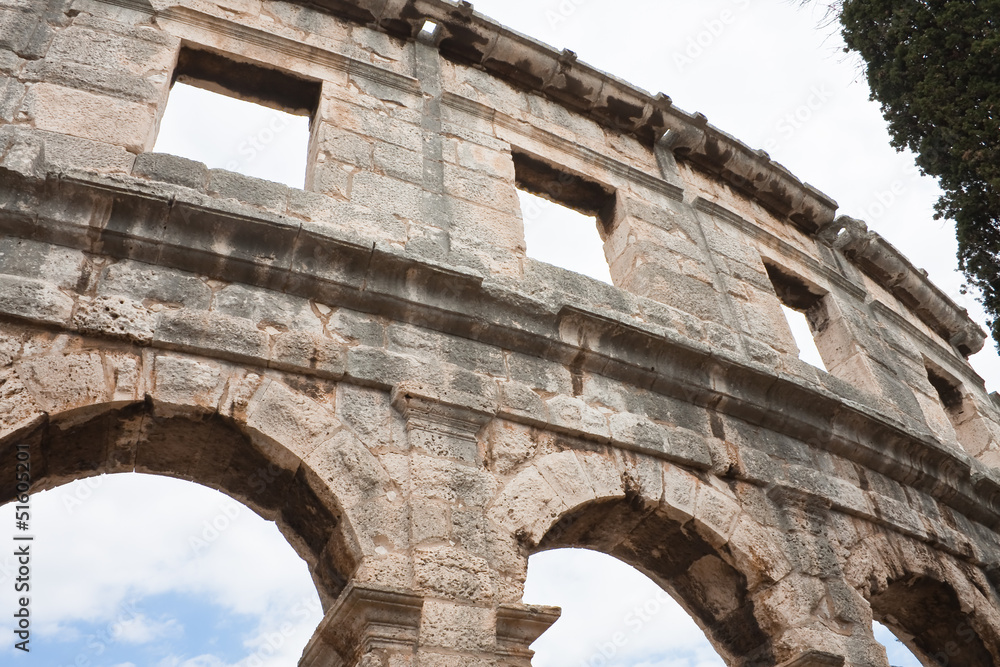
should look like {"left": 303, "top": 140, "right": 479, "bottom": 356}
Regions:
{"left": 1, "top": 1, "right": 1000, "bottom": 666}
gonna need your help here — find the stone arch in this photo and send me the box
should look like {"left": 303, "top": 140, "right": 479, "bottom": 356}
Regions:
{"left": 846, "top": 528, "right": 1000, "bottom": 664}
{"left": 488, "top": 448, "right": 792, "bottom": 666}
{"left": 0, "top": 346, "right": 398, "bottom": 609}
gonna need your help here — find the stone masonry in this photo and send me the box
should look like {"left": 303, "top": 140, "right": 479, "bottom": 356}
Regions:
{"left": 2, "top": 0, "right": 1000, "bottom": 665}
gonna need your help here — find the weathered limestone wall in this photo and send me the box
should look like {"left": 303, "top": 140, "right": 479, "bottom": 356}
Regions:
{"left": 3, "top": 0, "right": 1000, "bottom": 665}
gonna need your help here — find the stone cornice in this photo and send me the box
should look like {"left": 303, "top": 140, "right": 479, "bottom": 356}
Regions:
{"left": 297, "top": 0, "right": 838, "bottom": 229}
{"left": 696, "top": 198, "right": 987, "bottom": 361}
{"left": 821, "top": 215, "right": 986, "bottom": 356}
{"left": 2, "top": 165, "right": 1000, "bottom": 537}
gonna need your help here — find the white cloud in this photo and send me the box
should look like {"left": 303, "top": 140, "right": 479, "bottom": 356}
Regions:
{"left": 114, "top": 613, "right": 183, "bottom": 645}
{"left": 0, "top": 473, "right": 323, "bottom": 666}
{"left": 155, "top": 655, "right": 229, "bottom": 667}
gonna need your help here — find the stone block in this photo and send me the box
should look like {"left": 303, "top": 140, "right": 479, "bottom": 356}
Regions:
{"left": 572, "top": 450, "right": 626, "bottom": 501}
{"left": 534, "top": 451, "right": 597, "bottom": 511}
{"left": 0, "top": 126, "right": 45, "bottom": 177}
{"left": 350, "top": 171, "right": 424, "bottom": 221}
{"left": 497, "top": 381, "right": 547, "bottom": 427}
{"left": 0, "top": 7, "right": 39, "bottom": 55}
{"left": 545, "top": 394, "right": 610, "bottom": 441}
{"left": 23, "top": 58, "right": 165, "bottom": 104}
{"left": 0, "top": 274, "right": 74, "bottom": 326}
{"left": 207, "top": 168, "right": 290, "bottom": 211}
{"left": 133, "top": 152, "right": 208, "bottom": 189}
{"left": 22, "top": 82, "right": 157, "bottom": 153}
{"left": 419, "top": 599, "right": 495, "bottom": 652}
{"left": 442, "top": 137, "right": 514, "bottom": 181}
{"left": 0, "top": 73, "right": 24, "bottom": 122}
{"left": 153, "top": 310, "right": 270, "bottom": 364}
{"left": 373, "top": 141, "right": 423, "bottom": 185}
{"left": 0, "top": 237, "right": 84, "bottom": 289}
{"left": 73, "top": 294, "right": 155, "bottom": 343}
{"left": 410, "top": 454, "right": 497, "bottom": 508}
{"left": 15, "top": 352, "right": 108, "bottom": 413}
{"left": 410, "top": 498, "right": 451, "bottom": 544}
{"left": 98, "top": 260, "right": 212, "bottom": 309}
{"left": 51, "top": 15, "right": 179, "bottom": 60}
{"left": 484, "top": 419, "right": 537, "bottom": 475}
{"left": 355, "top": 110, "right": 423, "bottom": 153}
{"left": 245, "top": 379, "right": 342, "bottom": 460}
{"left": 1, "top": 125, "right": 136, "bottom": 173}
{"left": 414, "top": 547, "right": 494, "bottom": 603}
{"left": 270, "top": 331, "right": 347, "bottom": 377}
{"left": 305, "top": 429, "right": 392, "bottom": 510}
{"left": 313, "top": 121, "right": 374, "bottom": 169}
{"left": 151, "top": 353, "right": 226, "bottom": 416}
{"left": 0, "top": 367, "right": 43, "bottom": 437}
{"left": 443, "top": 164, "right": 520, "bottom": 214}
{"left": 213, "top": 283, "right": 323, "bottom": 333}
{"left": 693, "top": 482, "right": 742, "bottom": 548}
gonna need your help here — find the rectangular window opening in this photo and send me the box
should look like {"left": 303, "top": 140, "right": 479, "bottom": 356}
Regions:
{"left": 513, "top": 150, "right": 616, "bottom": 285}
{"left": 925, "top": 359, "right": 969, "bottom": 417}
{"left": 153, "top": 46, "right": 321, "bottom": 189}
{"left": 763, "top": 261, "right": 829, "bottom": 371}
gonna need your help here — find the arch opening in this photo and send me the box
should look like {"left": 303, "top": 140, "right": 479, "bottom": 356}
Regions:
{"left": 0, "top": 472, "right": 324, "bottom": 665}
{"left": 870, "top": 576, "right": 996, "bottom": 666}
{"left": 872, "top": 620, "right": 921, "bottom": 667}
{"left": 524, "top": 547, "right": 728, "bottom": 666}
{"left": 0, "top": 401, "right": 360, "bottom": 607}
{"left": 532, "top": 497, "right": 775, "bottom": 667}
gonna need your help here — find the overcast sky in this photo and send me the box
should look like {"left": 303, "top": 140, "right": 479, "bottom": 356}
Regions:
{"left": 5, "top": 1, "right": 994, "bottom": 665}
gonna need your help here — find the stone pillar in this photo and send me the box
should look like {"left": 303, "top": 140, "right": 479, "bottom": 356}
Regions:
{"left": 605, "top": 192, "right": 734, "bottom": 325}
{"left": 298, "top": 583, "right": 559, "bottom": 667}
{"left": 755, "top": 489, "right": 891, "bottom": 667}
{"left": 299, "top": 583, "right": 424, "bottom": 667}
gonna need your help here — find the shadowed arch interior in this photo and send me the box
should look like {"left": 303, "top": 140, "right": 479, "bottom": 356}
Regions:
{"left": 870, "top": 576, "right": 998, "bottom": 665}
{"left": 0, "top": 401, "right": 359, "bottom": 608}
{"left": 536, "top": 497, "right": 774, "bottom": 667}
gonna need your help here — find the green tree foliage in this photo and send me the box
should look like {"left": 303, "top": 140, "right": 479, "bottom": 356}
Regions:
{"left": 836, "top": 0, "right": 1000, "bottom": 349}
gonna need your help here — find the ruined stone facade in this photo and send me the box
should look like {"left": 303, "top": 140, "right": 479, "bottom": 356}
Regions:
{"left": 3, "top": 0, "right": 1000, "bottom": 665}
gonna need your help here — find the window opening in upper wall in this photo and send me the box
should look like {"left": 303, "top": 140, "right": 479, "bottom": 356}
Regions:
{"left": 924, "top": 358, "right": 982, "bottom": 445}
{"left": 153, "top": 46, "right": 320, "bottom": 189}
{"left": 513, "top": 150, "right": 616, "bottom": 285}
{"left": 763, "top": 261, "right": 828, "bottom": 371}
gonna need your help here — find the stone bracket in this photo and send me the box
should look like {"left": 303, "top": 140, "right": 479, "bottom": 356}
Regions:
{"left": 496, "top": 603, "right": 562, "bottom": 664}
{"left": 391, "top": 381, "right": 496, "bottom": 462}
{"left": 298, "top": 583, "right": 424, "bottom": 667}
{"left": 777, "top": 650, "right": 845, "bottom": 667}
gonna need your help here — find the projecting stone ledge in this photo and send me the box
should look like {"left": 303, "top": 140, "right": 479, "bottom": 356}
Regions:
{"left": 823, "top": 215, "right": 987, "bottom": 355}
